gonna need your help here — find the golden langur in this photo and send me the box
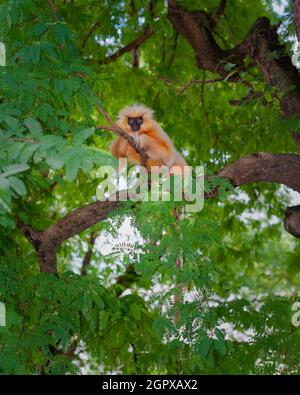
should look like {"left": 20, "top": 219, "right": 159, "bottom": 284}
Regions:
{"left": 110, "top": 105, "right": 188, "bottom": 173}
{"left": 110, "top": 105, "right": 187, "bottom": 323}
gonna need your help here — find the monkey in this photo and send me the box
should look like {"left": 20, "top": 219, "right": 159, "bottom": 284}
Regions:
{"left": 110, "top": 104, "right": 188, "bottom": 174}
{"left": 110, "top": 105, "right": 188, "bottom": 322}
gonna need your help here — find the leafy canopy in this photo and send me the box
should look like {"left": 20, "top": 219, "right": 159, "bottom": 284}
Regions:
{"left": 0, "top": 0, "right": 300, "bottom": 374}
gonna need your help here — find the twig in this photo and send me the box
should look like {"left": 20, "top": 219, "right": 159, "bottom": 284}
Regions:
{"left": 172, "top": 207, "right": 184, "bottom": 325}
{"left": 213, "top": 0, "right": 227, "bottom": 23}
{"left": 95, "top": 124, "right": 119, "bottom": 133}
{"left": 177, "top": 76, "right": 263, "bottom": 105}
{"left": 149, "top": 73, "right": 178, "bottom": 87}
{"left": 6, "top": 137, "right": 39, "bottom": 144}
{"left": 176, "top": 78, "right": 224, "bottom": 95}
{"left": 228, "top": 90, "right": 263, "bottom": 106}
{"left": 81, "top": 21, "right": 101, "bottom": 48}
{"left": 132, "top": 47, "right": 139, "bottom": 68}
{"left": 81, "top": 231, "right": 97, "bottom": 276}
{"left": 114, "top": 264, "right": 139, "bottom": 297}
{"left": 200, "top": 71, "right": 209, "bottom": 122}
{"left": 47, "top": 0, "right": 59, "bottom": 20}
{"left": 168, "top": 32, "right": 178, "bottom": 67}
{"left": 98, "top": 27, "right": 153, "bottom": 65}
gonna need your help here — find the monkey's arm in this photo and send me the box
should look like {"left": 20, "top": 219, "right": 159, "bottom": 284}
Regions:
{"left": 140, "top": 134, "right": 174, "bottom": 166}
{"left": 126, "top": 145, "right": 142, "bottom": 164}
{"left": 110, "top": 136, "right": 142, "bottom": 165}
{"left": 110, "top": 136, "right": 128, "bottom": 158}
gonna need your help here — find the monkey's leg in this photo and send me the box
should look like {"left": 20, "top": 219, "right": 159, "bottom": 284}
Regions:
{"left": 146, "top": 159, "right": 163, "bottom": 172}
{"left": 110, "top": 136, "right": 128, "bottom": 158}
{"left": 126, "top": 145, "right": 142, "bottom": 165}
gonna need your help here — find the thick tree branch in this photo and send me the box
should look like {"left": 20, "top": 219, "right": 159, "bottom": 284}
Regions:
{"left": 17, "top": 151, "right": 300, "bottom": 273}
{"left": 17, "top": 105, "right": 150, "bottom": 274}
{"left": 293, "top": 0, "right": 300, "bottom": 44}
{"left": 218, "top": 153, "right": 300, "bottom": 239}
{"left": 99, "top": 27, "right": 153, "bottom": 65}
{"left": 81, "top": 231, "right": 97, "bottom": 276}
{"left": 284, "top": 205, "right": 300, "bottom": 238}
{"left": 168, "top": 1, "right": 300, "bottom": 117}
{"left": 167, "top": 0, "right": 243, "bottom": 77}
{"left": 29, "top": 2, "right": 300, "bottom": 277}
{"left": 17, "top": 200, "right": 120, "bottom": 273}
{"left": 242, "top": 17, "right": 300, "bottom": 117}
{"left": 218, "top": 152, "right": 300, "bottom": 193}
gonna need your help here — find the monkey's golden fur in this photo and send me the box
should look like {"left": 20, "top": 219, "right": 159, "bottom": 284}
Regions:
{"left": 110, "top": 104, "right": 188, "bottom": 173}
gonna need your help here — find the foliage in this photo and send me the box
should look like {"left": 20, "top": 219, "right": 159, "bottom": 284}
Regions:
{"left": 0, "top": 0, "right": 300, "bottom": 375}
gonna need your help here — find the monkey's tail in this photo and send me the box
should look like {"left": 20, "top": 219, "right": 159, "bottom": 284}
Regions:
{"left": 172, "top": 206, "right": 184, "bottom": 325}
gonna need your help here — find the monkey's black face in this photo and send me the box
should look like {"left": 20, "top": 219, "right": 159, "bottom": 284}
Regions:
{"left": 127, "top": 117, "right": 143, "bottom": 132}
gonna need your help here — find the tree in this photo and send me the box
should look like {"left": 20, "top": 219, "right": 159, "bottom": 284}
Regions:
{"left": 1, "top": 0, "right": 300, "bottom": 374}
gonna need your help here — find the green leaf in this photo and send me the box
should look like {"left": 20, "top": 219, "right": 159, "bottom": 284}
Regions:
{"left": 24, "top": 118, "right": 43, "bottom": 137}
{"left": 197, "top": 334, "right": 212, "bottom": 358}
{"left": 1, "top": 164, "right": 30, "bottom": 178}
{"left": 9, "top": 176, "right": 27, "bottom": 196}
{"left": 65, "top": 148, "right": 81, "bottom": 181}
{"left": 215, "top": 329, "right": 227, "bottom": 356}
{"left": 4, "top": 116, "right": 19, "bottom": 132}
{"left": 99, "top": 311, "right": 109, "bottom": 330}
{"left": 73, "top": 128, "right": 94, "bottom": 145}
{"left": 130, "top": 303, "right": 141, "bottom": 321}
{"left": 39, "top": 135, "right": 64, "bottom": 153}
{"left": 16, "top": 44, "right": 41, "bottom": 64}
{"left": 0, "top": 176, "right": 9, "bottom": 190}
{"left": 152, "top": 316, "right": 169, "bottom": 338}
{"left": 224, "top": 62, "right": 236, "bottom": 71}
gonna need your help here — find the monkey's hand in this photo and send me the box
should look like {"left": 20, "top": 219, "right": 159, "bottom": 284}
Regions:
{"left": 133, "top": 140, "right": 140, "bottom": 152}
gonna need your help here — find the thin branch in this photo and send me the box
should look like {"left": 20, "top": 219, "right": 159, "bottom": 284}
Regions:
{"left": 17, "top": 200, "right": 120, "bottom": 273}
{"left": 95, "top": 105, "right": 117, "bottom": 126}
{"left": 81, "top": 21, "right": 101, "bottom": 48}
{"left": 6, "top": 137, "right": 39, "bottom": 144}
{"left": 228, "top": 90, "right": 263, "bottom": 106}
{"left": 47, "top": 0, "right": 59, "bottom": 20}
{"left": 177, "top": 74, "right": 263, "bottom": 105}
{"left": 113, "top": 264, "right": 139, "bottom": 297}
{"left": 168, "top": 32, "right": 178, "bottom": 67}
{"left": 132, "top": 47, "right": 140, "bottom": 68}
{"left": 98, "top": 27, "right": 153, "bottom": 65}
{"left": 81, "top": 231, "right": 97, "bottom": 276}
{"left": 95, "top": 124, "right": 119, "bottom": 133}
{"left": 176, "top": 78, "right": 224, "bottom": 95}
{"left": 213, "top": 0, "right": 227, "bottom": 23}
